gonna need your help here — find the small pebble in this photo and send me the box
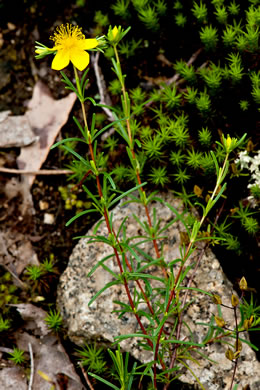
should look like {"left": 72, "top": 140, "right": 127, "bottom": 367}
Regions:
{"left": 43, "top": 213, "right": 55, "bottom": 225}
{"left": 39, "top": 200, "right": 49, "bottom": 210}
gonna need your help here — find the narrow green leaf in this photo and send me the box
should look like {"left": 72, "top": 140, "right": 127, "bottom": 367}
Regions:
{"left": 51, "top": 137, "right": 86, "bottom": 150}
{"left": 88, "top": 280, "right": 121, "bottom": 306}
{"left": 73, "top": 116, "right": 85, "bottom": 138}
{"left": 59, "top": 145, "right": 89, "bottom": 167}
{"left": 65, "top": 209, "right": 96, "bottom": 226}
{"left": 92, "top": 116, "right": 128, "bottom": 142}
{"left": 80, "top": 68, "right": 89, "bottom": 89}
{"left": 87, "top": 254, "right": 114, "bottom": 277}
{"left": 88, "top": 373, "right": 119, "bottom": 390}
{"left": 109, "top": 182, "right": 147, "bottom": 208}
{"left": 102, "top": 172, "right": 116, "bottom": 189}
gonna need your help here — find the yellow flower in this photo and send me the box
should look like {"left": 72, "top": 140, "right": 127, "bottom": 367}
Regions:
{"left": 49, "top": 23, "right": 98, "bottom": 71}
{"left": 112, "top": 26, "right": 119, "bottom": 39}
{"left": 226, "top": 136, "right": 232, "bottom": 150}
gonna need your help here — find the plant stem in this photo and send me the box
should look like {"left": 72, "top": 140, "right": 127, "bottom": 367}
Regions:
{"left": 113, "top": 45, "right": 168, "bottom": 280}
{"left": 74, "top": 67, "right": 167, "bottom": 383}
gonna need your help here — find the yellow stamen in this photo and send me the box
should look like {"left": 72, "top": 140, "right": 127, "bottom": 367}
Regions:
{"left": 50, "top": 23, "right": 85, "bottom": 47}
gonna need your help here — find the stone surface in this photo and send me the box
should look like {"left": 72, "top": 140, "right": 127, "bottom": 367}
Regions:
{"left": 57, "top": 192, "right": 260, "bottom": 390}
{"left": 0, "top": 110, "right": 36, "bottom": 148}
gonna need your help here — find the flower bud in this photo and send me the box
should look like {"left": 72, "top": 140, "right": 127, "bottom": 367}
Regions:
{"left": 225, "top": 348, "right": 234, "bottom": 361}
{"left": 107, "top": 25, "right": 121, "bottom": 44}
{"left": 231, "top": 294, "right": 239, "bottom": 307}
{"left": 239, "top": 276, "right": 247, "bottom": 291}
{"left": 215, "top": 315, "right": 225, "bottom": 328}
{"left": 211, "top": 294, "right": 222, "bottom": 305}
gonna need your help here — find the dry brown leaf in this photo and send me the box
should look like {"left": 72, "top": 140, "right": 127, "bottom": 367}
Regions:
{"left": 0, "top": 367, "right": 27, "bottom": 390}
{"left": 11, "top": 304, "right": 84, "bottom": 390}
{"left": 0, "top": 231, "right": 39, "bottom": 277}
{"left": 17, "top": 81, "right": 76, "bottom": 189}
{"left": 12, "top": 303, "right": 51, "bottom": 336}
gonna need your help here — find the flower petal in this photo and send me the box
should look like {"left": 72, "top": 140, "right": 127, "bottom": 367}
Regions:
{"left": 51, "top": 50, "right": 70, "bottom": 70}
{"left": 70, "top": 49, "right": 90, "bottom": 71}
{"left": 82, "top": 38, "right": 98, "bottom": 50}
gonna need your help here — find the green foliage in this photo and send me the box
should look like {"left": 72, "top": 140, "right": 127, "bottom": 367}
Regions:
{"left": 104, "top": 136, "right": 119, "bottom": 152}
{"left": 130, "top": 86, "right": 146, "bottom": 104}
{"left": 239, "top": 100, "right": 249, "bottom": 111}
{"left": 0, "top": 272, "right": 19, "bottom": 313}
{"left": 198, "top": 127, "right": 212, "bottom": 147}
{"left": 173, "top": 168, "right": 191, "bottom": 184}
{"left": 94, "top": 10, "right": 109, "bottom": 27}
{"left": 183, "top": 86, "right": 198, "bottom": 103}
{"left": 200, "top": 154, "right": 215, "bottom": 175}
{"left": 138, "top": 6, "right": 159, "bottom": 31}
{"left": 119, "top": 38, "right": 142, "bottom": 58}
{"left": 173, "top": 0, "right": 182, "bottom": 10}
{"left": 186, "top": 148, "right": 202, "bottom": 170}
{"left": 76, "top": 343, "right": 106, "bottom": 374}
{"left": 226, "top": 53, "right": 244, "bottom": 84}
{"left": 111, "top": 0, "right": 130, "bottom": 19}
{"left": 0, "top": 316, "right": 11, "bottom": 332}
{"left": 45, "top": 309, "right": 63, "bottom": 332}
{"left": 244, "top": 24, "right": 259, "bottom": 52}
{"left": 162, "top": 85, "right": 182, "bottom": 109}
{"left": 214, "top": 5, "right": 228, "bottom": 24}
{"left": 192, "top": 1, "right": 208, "bottom": 23}
{"left": 222, "top": 233, "right": 241, "bottom": 251}
{"left": 174, "top": 60, "right": 196, "bottom": 84}
{"left": 59, "top": 184, "right": 92, "bottom": 211}
{"left": 36, "top": 10, "right": 260, "bottom": 388}
{"left": 109, "top": 79, "right": 122, "bottom": 96}
{"left": 148, "top": 165, "right": 169, "bottom": 186}
{"left": 175, "top": 12, "right": 187, "bottom": 27}
{"left": 199, "top": 63, "right": 222, "bottom": 93}
{"left": 171, "top": 122, "right": 190, "bottom": 148}
{"left": 250, "top": 184, "right": 260, "bottom": 199}
{"left": 142, "top": 134, "right": 164, "bottom": 159}
{"left": 236, "top": 33, "right": 248, "bottom": 51}
{"left": 195, "top": 90, "right": 211, "bottom": 114}
{"left": 242, "top": 216, "right": 259, "bottom": 234}
{"left": 26, "top": 265, "right": 44, "bottom": 281}
{"left": 132, "top": 0, "right": 148, "bottom": 9}
{"left": 232, "top": 202, "right": 259, "bottom": 235}
{"left": 42, "top": 255, "right": 58, "bottom": 274}
{"left": 251, "top": 85, "right": 260, "bottom": 104}
{"left": 8, "top": 348, "right": 25, "bottom": 365}
{"left": 228, "top": 1, "right": 240, "bottom": 15}
{"left": 222, "top": 25, "right": 237, "bottom": 47}
{"left": 200, "top": 25, "right": 218, "bottom": 50}
{"left": 170, "top": 150, "right": 185, "bottom": 166}
{"left": 155, "top": 0, "right": 167, "bottom": 16}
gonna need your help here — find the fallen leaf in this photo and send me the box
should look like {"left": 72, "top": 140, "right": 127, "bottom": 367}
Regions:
{"left": 0, "top": 367, "right": 27, "bottom": 390}
{"left": 11, "top": 304, "right": 85, "bottom": 389}
{"left": 0, "top": 231, "right": 39, "bottom": 277}
{"left": 17, "top": 81, "right": 76, "bottom": 189}
{"left": 12, "top": 303, "right": 51, "bottom": 336}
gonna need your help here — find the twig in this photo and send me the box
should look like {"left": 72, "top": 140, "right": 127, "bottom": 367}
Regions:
{"left": 79, "top": 363, "right": 95, "bottom": 390}
{"left": 229, "top": 306, "right": 239, "bottom": 390}
{"left": 92, "top": 52, "right": 114, "bottom": 123}
{"left": 0, "top": 167, "right": 72, "bottom": 175}
{"left": 166, "top": 47, "right": 203, "bottom": 86}
{"left": 164, "top": 201, "right": 226, "bottom": 390}
{"left": 28, "top": 342, "right": 34, "bottom": 390}
{"left": 145, "top": 47, "right": 204, "bottom": 108}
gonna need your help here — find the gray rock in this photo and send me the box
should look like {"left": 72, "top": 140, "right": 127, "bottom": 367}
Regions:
{"left": 0, "top": 110, "right": 37, "bottom": 148}
{"left": 57, "top": 192, "right": 260, "bottom": 389}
